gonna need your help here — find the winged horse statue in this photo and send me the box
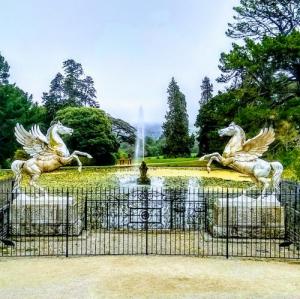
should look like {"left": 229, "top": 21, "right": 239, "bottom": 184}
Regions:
{"left": 11, "top": 121, "right": 92, "bottom": 192}
{"left": 199, "top": 122, "right": 283, "bottom": 193}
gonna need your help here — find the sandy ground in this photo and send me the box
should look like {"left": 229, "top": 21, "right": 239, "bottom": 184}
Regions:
{"left": 0, "top": 256, "right": 300, "bottom": 299}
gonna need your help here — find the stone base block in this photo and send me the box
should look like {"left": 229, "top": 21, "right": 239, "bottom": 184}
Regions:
{"left": 10, "top": 193, "right": 82, "bottom": 236}
{"left": 211, "top": 195, "right": 285, "bottom": 238}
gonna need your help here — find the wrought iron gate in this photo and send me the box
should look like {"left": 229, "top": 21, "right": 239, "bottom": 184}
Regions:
{"left": 84, "top": 188, "right": 207, "bottom": 255}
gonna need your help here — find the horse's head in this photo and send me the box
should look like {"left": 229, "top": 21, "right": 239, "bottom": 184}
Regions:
{"left": 218, "top": 122, "right": 244, "bottom": 139}
{"left": 53, "top": 121, "right": 73, "bottom": 136}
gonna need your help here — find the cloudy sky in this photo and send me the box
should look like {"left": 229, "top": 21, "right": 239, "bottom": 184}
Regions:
{"left": 0, "top": 0, "right": 238, "bottom": 125}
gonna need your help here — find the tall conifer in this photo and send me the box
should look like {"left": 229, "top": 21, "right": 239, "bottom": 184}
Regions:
{"left": 163, "top": 78, "right": 190, "bottom": 157}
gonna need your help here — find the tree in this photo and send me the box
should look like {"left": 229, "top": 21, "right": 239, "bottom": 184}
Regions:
{"left": 79, "top": 76, "right": 97, "bottom": 107}
{"left": 162, "top": 78, "right": 190, "bottom": 157}
{"left": 109, "top": 116, "right": 136, "bottom": 145}
{"left": 144, "top": 136, "right": 165, "bottom": 157}
{"left": 227, "top": 0, "right": 300, "bottom": 40}
{"left": 43, "top": 59, "right": 99, "bottom": 123}
{"left": 0, "top": 53, "right": 46, "bottom": 167}
{"left": 199, "top": 77, "right": 213, "bottom": 106}
{"left": 196, "top": 90, "right": 240, "bottom": 155}
{"left": 62, "top": 59, "right": 84, "bottom": 106}
{"left": 195, "top": 77, "right": 213, "bottom": 155}
{"left": 0, "top": 52, "right": 9, "bottom": 84}
{"left": 276, "top": 120, "right": 299, "bottom": 151}
{"left": 189, "top": 133, "right": 198, "bottom": 154}
{"left": 42, "top": 73, "right": 64, "bottom": 124}
{"left": 55, "top": 107, "right": 119, "bottom": 165}
{"left": 0, "top": 84, "right": 46, "bottom": 167}
{"left": 218, "top": 32, "right": 300, "bottom": 95}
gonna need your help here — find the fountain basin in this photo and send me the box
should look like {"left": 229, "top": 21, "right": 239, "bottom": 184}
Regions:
{"left": 20, "top": 167, "right": 253, "bottom": 190}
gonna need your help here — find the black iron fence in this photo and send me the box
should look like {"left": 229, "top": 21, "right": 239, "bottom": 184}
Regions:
{"left": 0, "top": 180, "right": 299, "bottom": 259}
{"left": 0, "top": 179, "right": 13, "bottom": 241}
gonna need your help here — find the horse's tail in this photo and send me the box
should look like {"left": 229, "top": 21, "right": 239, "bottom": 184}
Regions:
{"left": 11, "top": 160, "right": 25, "bottom": 193}
{"left": 271, "top": 161, "right": 283, "bottom": 193}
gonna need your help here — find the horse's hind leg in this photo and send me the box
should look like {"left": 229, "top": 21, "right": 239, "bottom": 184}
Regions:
{"left": 245, "top": 176, "right": 260, "bottom": 193}
{"left": 257, "top": 177, "right": 271, "bottom": 196}
{"left": 26, "top": 164, "right": 43, "bottom": 192}
{"left": 29, "top": 173, "right": 44, "bottom": 193}
{"left": 253, "top": 162, "right": 272, "bottom": 195}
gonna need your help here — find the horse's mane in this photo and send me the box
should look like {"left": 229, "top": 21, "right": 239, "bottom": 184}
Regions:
{"left": 46, "top": 124, "right": 55, "bottom": 140}
{"left": 234, "top": 125, "right": 246, "bottom": 144}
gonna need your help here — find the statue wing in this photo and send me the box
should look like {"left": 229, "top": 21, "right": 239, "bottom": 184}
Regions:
{"left": 235, "top": 127, "right": 275, "bottom": 160}
{"left": 15, "top": 123, "right": 50, "bottom": 157}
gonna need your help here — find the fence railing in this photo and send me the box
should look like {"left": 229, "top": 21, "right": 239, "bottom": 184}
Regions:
{"left": 0, "top": 181, "right": 299, "bottom": 259}
{"left": 0, "top": 179, "right": 13, "bottom": 241}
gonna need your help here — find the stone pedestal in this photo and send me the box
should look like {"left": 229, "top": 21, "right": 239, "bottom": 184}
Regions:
{"left": 211, "top": 195, "right": 285, "bottom": 238}
{"left": 10, "top": 193, "right": 82, "bottom": 236}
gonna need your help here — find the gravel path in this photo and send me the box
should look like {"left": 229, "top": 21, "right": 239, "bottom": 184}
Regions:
{"left": 0, "top": 256, "right": 300, "bottom": 298}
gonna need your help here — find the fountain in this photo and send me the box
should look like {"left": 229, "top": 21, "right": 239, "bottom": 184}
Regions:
{"left": 134, "top": 107, "right": 151, "bottom": 185}
{"left": 134, "top": 106, "right": 145, "bottom": 163}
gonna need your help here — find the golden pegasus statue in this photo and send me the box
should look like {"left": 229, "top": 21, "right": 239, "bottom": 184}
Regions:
{"left": 199, "top": 122, "right": 283, "bottom": 193}
{"left": 11, "top": 121, "right": 92, "bottom": 192}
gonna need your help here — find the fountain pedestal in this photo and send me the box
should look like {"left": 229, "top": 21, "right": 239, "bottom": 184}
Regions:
{"left": 10, "top": 193, "right": 82, "bottom": 236}
{"left": 211, "top": 195, "right": 285, "bottom": 238}
{"left": 137, "top": 161, "right": 151, "bottom": 185}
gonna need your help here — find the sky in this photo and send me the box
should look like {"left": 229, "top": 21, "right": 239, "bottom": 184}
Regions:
{"left": 0, "top": 0, "right": 239, "bottom": 126}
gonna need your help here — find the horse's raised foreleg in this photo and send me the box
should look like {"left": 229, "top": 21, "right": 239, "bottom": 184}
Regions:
{"left": 207, "top": 156, "right": 222, "bottom": 173}
{"left": 71, "top": 151, "right": 93, "bottom": 159}
{"left": 199, "top": 152, "right": 222, "bottom": 161}
{"left": 200, "top": 153, "right": 223, "bottom": 173}
{"left": 70, "top": 151, "right": 92, "bottom": 171}
{"left": 60, "top": 155, "right": 83, "bottom": 172}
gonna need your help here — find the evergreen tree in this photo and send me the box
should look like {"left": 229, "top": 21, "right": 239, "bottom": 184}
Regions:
{"left": 0, "top": 52, "right": 10, "bottom": 84}
{"left": 162, "top": 78, "right": 190, "bottom": 157}
{"left": 195, "top": 76, "right": 213, "bottom": 155}
{"left": 0, "top": 85, "right": 44, "bottom": 167}
{"left": 42, "top": 73, "right": 64, "bottom": 124}
{"left": 80, "top": 76, "right": 97, "bottom": 106}
{"left": 0, "top": 53, "right": 46, "bottom": 167}
{"left": 62, "top": 59, "right": 84, "bottom": 106}
{"left": 42, "top": 59, "right": 99, "bottom": 123}
{"left": 199, "top": 76, "right": 213, "bottom": 106}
